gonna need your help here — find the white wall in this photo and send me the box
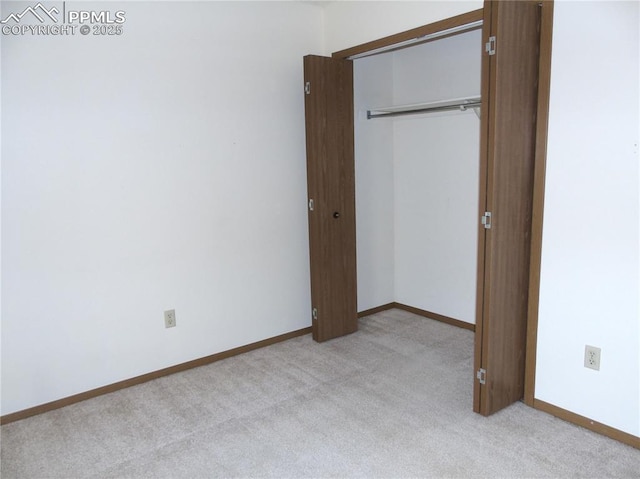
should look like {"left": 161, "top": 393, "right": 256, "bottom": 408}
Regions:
{"left": 1, "top": 1, "right": 323, "bottom": 415}
{"left": 535, "top": 1, "right": 640, "bottom": 437}
{"left": 392, "top": 30, "right": 480, "bottom": 323}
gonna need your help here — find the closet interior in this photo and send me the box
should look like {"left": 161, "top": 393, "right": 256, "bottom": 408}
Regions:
{"left": 354, "top": 28, "right": 482, "bottom": 327}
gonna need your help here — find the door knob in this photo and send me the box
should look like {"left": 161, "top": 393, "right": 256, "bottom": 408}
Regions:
{"left": 333, "top": 212, "right": 340, "bottom": 219}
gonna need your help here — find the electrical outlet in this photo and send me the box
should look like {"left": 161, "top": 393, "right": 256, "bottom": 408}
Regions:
{"left": 584, "top": 345, "right": 601, "bottom": 371}
{"left": 164, "top": 309, "right": 176, "bottom": 328}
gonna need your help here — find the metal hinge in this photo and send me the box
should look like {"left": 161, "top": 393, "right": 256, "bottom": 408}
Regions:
{"left": 312, "top": 307, "right": 318, "bottom": 320}
{"left": 481, "top": 211, "right": 492, "bottom": 229}
{"left": 477, "top": 368, "right": 486, "bottom": 385}
{"left": 308, "top": 198, "right": 314, "bottom": 211}
{"left": 485, "top": 36, "right": 496, "bottom": 55}
{"left": 305, "top": 82, "right": 311, "bottom": 95}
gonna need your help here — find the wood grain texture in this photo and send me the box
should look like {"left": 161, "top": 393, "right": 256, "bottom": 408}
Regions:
{"left": 303, "top": 56, "right": 358, "bottom": 342}
{"left": 475, "top": 0, "right": 542, "bottom": 416}
{"left": 524, "top": 0, "right": 554, "bottom": 407}
{"left": 533, "top": 399, "right": 640, "bottom": 450}
{"left": 0, "top": 327, "right": 312, "bottom": 425}
{"left": 332, "top": 9, "right": 484, "bottom": 59}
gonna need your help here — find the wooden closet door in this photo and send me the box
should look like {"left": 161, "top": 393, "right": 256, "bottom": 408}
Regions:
{"left": 303, "top": 55, "right": 358, "bottom": 342}
{"left": 474, "top": 0, "right": 541, "bottom": 415}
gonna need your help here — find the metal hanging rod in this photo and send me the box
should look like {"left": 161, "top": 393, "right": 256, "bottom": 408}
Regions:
{"left": 367, "top": 97, "right": 481, "bottom": 120}
{"left": 348, "top": 20, "right": 483, "bottom": 61}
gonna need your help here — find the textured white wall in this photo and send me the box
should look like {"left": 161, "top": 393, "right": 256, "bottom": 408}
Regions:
{"left": 392, "top": 30, "right": 480, "bottom": 323}
{"left": 1, "top": 1, "right": 324, "bottom": 415}
{"left": 535, "top": 1, "right": 640, "bottom": 436}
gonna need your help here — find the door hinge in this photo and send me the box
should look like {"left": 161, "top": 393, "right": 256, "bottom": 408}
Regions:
{"left": 308, "top": 198, "right": 314, "bottom": 211}
{"left": 485, "top": 36, "right": 496, "bottom": 56}
{"left": 305, "top": 81, "right": 311, "bottom": 95}
{"left": 481, "top": 211, "right": 492, "bottom": 229}
{"left": 477, "top": 368, "right": 486, "bottom": 385}
{"left": 312, "top": 307, "right": 318, "bottom": 320}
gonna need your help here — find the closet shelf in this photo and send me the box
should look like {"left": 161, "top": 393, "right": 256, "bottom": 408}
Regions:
{"left": 367, "top": 96, "right": 481, "bottom": 120}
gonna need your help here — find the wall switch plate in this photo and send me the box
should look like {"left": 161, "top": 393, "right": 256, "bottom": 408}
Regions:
{"left": 584, "top": 345, "right": 601, "bottom": 371}
{"left": 164, "top": 309, "right": 176, "bottom": 328}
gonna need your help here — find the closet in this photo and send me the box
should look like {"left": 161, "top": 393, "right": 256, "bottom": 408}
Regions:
{"left": 354, "top": 28, "right": 482, "bottom": 329}
{"left": 303, "top": 1, "right": 546, "bottom": 416}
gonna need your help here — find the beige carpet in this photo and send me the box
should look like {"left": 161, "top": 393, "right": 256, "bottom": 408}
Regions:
{"left": 1, "top": 309, "right": 638, "bottom": 478}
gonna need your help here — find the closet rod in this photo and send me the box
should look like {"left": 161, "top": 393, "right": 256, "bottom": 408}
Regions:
{"left": 367, "top": 98, "right": 481, "bottom": 120}
{"left": 347, "top": 20, "right": 483, "bottom": 60}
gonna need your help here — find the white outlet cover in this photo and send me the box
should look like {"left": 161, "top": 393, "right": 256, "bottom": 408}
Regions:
{"left": 584, "top": 345, "right": 601, "bottom": 371}
{"left": 164, "top": 309, "right": 176, "bottom": 328}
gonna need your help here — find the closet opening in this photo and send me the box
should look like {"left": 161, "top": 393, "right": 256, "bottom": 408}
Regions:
{"left": 352, "top": 22, "right": 482, "bottom": 335}
{"left": 303, "top": 1, "right": 553, "bottom": 417}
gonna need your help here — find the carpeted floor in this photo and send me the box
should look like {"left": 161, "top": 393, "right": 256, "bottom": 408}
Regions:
{"left": 1, "top": 309, "right": 639, "bottom": 478}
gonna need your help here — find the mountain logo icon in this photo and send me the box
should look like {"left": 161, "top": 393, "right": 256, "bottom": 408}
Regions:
{"left": 1, "top": 3, "right": 59, "bottom": 24}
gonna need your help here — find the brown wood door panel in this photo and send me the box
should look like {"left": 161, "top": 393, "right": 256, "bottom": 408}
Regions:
{"left": 303, "top": 55, "right": 358, "bottom": 342}
{"left": 474, "top": 0, "right": 541, "bottom": 415}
